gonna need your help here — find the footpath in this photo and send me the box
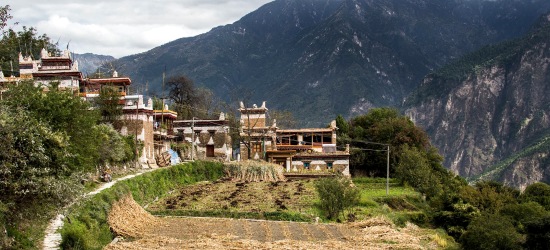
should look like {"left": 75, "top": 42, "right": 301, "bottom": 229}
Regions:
{"left": 42, "top": 169, "right": 156, "bottom": 250}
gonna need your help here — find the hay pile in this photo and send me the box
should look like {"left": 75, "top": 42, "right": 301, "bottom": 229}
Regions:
{"left": 107, "top": 195, "right": 161, "bottom": 238}
{"left": 224, "top": 161, "right": 286, "bottom": 182}
{"left": 348, "top": 216, "right": 426, "bottom": 249}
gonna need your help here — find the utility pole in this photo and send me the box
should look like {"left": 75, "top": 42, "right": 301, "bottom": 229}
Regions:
{"left": 191, "top": 117, "right": 195, "bottom": 161}
{"left": 135, "top": 100, "right": 139, "bottom": 167}
{"left": 386, "top": 144, "right": 390, "bottom": 195}
{"left": 161, "top": 68, "right": 165, "bottom": 137}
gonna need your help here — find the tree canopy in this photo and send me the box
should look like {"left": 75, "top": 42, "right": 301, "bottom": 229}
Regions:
{"left": 166, "top": 75, "right": 224, "bottom": 120}
{"left": 338, "top": 107, "right": 431, "bottom": 177}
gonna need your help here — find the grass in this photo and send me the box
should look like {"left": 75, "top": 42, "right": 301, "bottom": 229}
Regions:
{"left": 350, "top": 177, "right": 428, "bottom": 224}
{"left": 2, "top": 201, "right": 59, "bottom": 250}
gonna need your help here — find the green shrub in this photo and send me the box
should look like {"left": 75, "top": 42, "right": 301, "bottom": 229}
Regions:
{"left": 500, "top": 202, "right": 548, "bottom": 232}
{"left": 524, "top": 215, "right": 550, "bottom": 250}
{"left": 521, "top": 182, "right": 550, "bottom": 210}
{"left": 315, "top": 177, "right": 360, "bottom": 221}
{"left": 459, "top": 213, "right": 523, "bottom": 250}
{"left": 60, "top": 221, "right": 91, "bottom": 250}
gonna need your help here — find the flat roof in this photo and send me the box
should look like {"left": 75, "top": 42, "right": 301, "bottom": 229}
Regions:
{"left": 278, "top": 128, "right": 334, "bottom": 133}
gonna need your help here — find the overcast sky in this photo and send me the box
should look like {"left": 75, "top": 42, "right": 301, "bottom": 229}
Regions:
{"left": 5, "top": 0, "right": 272, "bottom": 58}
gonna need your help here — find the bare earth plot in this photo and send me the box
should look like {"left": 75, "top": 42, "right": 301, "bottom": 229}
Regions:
{"left": 105, "top": 196, "right": 441, "bottom": 249}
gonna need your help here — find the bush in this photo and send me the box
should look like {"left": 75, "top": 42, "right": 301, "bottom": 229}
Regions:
{"left": 524, "top": 215, "right": 550, "bottom": 250}
{"left": 500, "top": 202, "right": 548, "bottom": 232}
{"left": 521, "top": 182, "right": 550, "bottom": 210}
{"left": 60, "top": 221, "right": 91, "bottom": 249}
{"left": 459, "top": 213, "right": 523, "bottom": 250}
{"left": 315, "top": 177, "right": 360, "bottom": 221}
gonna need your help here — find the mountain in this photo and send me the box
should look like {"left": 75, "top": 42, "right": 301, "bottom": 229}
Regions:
{"left": 405, "top": 13, "right": 550, "bottom": 190}
{"left": 73, "top": 53, "right": 115, "bottom": 76}
{"left": 113, "top": 0, "right": 550, "bottom": 127}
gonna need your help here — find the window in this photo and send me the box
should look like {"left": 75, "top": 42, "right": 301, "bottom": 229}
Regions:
{"left": 206, "top": 145, "right": 214, "bottom": 157}
{"left": 253, "top": 143, "right": 262, "bottom": 153}
{"left": 304, "top": 162, "right": 310, "bottom": 169}
{"left": 327, "top": 162, "right": 333, "bottom": 169}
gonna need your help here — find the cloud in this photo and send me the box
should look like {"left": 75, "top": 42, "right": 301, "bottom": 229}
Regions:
{"left": 5, "top": 0, "right": 272, "bottom": 58}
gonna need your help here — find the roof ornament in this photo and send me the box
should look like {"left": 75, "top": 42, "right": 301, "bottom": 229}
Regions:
{"left": 261, "top": 101, "right": 266, "bottom": 108}
{"left": 113, "top": 70, "right": 118, "bottom": 77}
{"left": 72, "top": 60, "right": 79, "bottom": 71}
{"left": 239, "top": 101, "right": 245, "bottom": 109}
{"left": 40, "top": 48, "right": 48, "bottom": 59}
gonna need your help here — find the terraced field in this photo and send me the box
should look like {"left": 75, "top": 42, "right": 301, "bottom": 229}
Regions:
{"left": 104, "top": 184, "right": 447, "bottom": 249}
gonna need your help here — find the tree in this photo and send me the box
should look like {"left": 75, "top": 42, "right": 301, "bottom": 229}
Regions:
{"left": 166, "top": 75, "right": 198, "bottom": 119}
{"left": 0, "top": 5, "right": 14, "bottom": 35}
{"left": 500, "top": 202, "right": 548, "bottom": 233}
{"left": 524, "top": 215, "right": 550, "bottom": 250}
{"left": 3, "top": 81, "right": 101, "bottom": 172}
{"left": 315, "top": 177, "right": 360, "bottom": 221}
{"left": 0, "top": 26, "right": 59, "bottom": 77}
{"left": 268, "top": 109, "right": 297, "bottom": 129}
{"left": 396, "top": 145, "right": 443, "bottom": 198}
{"left": 335, "top": 114, "right": 349, "bottom": 136}
{"left": 96, "top": 84, "right": 123, "bottom": 123}
{"left": 460, "top": 181, "right": 519, "bottom": 214}
{"left": 344, "top": 107, "right": 431, "bottom": 176}
{"left": 521, "top": 182, "right": 550, "bottom": 210}
{"left": 0, "top": 106, "right": 70, "bottom": 202}
{"left": 94, "top": 124, "right": 136, "bottom": 166}
{"left": 459, "top": 213, "right": 523, "bottom": 250}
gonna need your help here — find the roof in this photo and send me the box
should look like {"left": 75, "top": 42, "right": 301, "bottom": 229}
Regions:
{"left": 293, "top": 152, "right": 350, "bottom": 159}
{"left": 278, "top": 128, "right": 334, "bottom": 133}
{"left": 153, "top": 110, "right": 178, "bottom": 119}
{"left": 33, "top": 71, "right": 82, "bottom": 78}
{"left": 174, "top": 120, "right": 228, "bottom": 127}
{"left": 83, "top": 77, "right": 132, "bottom": 85}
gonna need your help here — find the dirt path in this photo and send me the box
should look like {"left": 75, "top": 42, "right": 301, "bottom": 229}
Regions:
{"left": 42, "top": 169, "right": 156, "bottom": 250}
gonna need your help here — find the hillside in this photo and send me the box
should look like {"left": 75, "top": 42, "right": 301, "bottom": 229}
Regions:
{"left": 405, "top": 13, "right": 550, "bottom": 189}
{"left": 112, "top": 0, "right": 550, "bottom": 126}
{"left": 73, "top": 53, "right": 115, "bottom": 76}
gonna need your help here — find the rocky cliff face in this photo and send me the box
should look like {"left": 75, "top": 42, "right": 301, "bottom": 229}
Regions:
{"left": 406, "top": 14, "right": 550, "bottom": 189}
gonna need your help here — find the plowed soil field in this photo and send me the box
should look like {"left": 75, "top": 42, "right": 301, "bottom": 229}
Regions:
{"left": 147, "top": 179, "right": 317, "bottom": 216}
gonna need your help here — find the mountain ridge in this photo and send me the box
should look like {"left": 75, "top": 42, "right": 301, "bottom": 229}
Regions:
{"left": 113, "top": 0, "right": 550, "bottom": 127}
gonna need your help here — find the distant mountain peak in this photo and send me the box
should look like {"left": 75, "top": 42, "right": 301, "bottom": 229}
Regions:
{"left": 73, "top": 53, "right": 115, "bottom": 76}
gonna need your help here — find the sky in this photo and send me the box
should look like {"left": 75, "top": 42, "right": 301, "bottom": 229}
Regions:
{"left": 5, "top": 0, "right": 273, "bottom": 58}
